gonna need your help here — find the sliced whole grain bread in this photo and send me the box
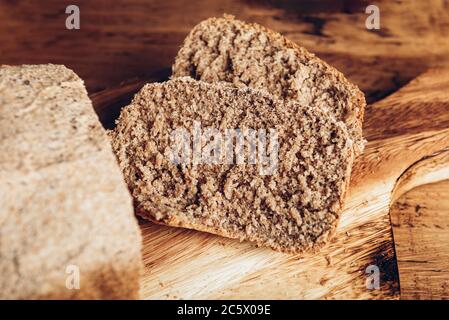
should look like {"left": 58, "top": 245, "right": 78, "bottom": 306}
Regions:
{"left": 109, "top": 77, "right": 355, "bottom": 253}
{"left": 0, "top": 64, "right": 142, "bottom": 299}
{"left": 172, "top": 15, "right": 366, "bottom": 155}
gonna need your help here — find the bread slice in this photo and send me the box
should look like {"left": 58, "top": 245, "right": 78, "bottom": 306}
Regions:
{"left": 109, "top": 77, "right": 354, "bottom": 253}
{"left": 172, "top": 15, "right": 366, "bottom": 155}
{"left": 0, "top": 64, "right": 142, "bottom": 299}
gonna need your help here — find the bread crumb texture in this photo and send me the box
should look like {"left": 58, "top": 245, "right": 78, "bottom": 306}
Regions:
{"left": 110, "top": 78, "right": 355, "bottom": 253}
{"left": 0, "top": 64, "right": 142, "bottom": 299}
{"left": 173, "top": 15, "right": 366, "bottom": 154}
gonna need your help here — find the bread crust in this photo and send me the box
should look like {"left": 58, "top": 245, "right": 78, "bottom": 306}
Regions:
{"left": 0, "top": 64, "right": 142, "bottom": 299}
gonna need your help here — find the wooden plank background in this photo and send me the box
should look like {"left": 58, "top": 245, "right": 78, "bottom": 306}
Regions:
{"left": 1, "top": 0, "right": 449, "bottom": 299}
{"left": 2, "top": 0, "right": 449, "bottom": 101}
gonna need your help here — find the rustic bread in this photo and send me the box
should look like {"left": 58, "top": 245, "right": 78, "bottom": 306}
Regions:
{"left": 172, "top": 15, "right": 366, "bottom": 155}
{"left": 109, "top": 77, "right": 355, "bottom": 253}
{"left": 0, "top": 64, "right": 142, "bottom": 299}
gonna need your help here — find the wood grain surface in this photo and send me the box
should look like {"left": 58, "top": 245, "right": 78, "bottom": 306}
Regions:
{"left": 392, "top": 180, "right": 449, "bottom": 300}
{"left": 2, "top": 0, "right": 449, "bottom": 299}
{"left": 2, "top": 0, "right": 449, "bottom": 102}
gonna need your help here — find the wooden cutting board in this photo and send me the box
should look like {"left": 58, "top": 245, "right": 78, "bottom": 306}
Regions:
{"left": 91, "top": 68, "right": 449, "bottom": 299}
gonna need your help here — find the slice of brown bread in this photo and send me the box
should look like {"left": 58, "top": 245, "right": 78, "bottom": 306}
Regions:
{"left": 172, "top": 15, "right": 366, "bottom": 155}
{"left": 109, "top": 77, "right": 355, "bottom": 253}
{"left": 0, "top": 64, "right": 142, "bottom": 299}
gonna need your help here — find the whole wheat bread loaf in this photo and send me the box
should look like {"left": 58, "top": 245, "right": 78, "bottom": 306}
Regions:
{"left": 0, "top": 64, "right": 142, "bottom": 299}
{"left": 172, "top": 15, "right": 366, "bottom": 154}
{"left": 110, "top": 77, "right": 355, "bottom": 253}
